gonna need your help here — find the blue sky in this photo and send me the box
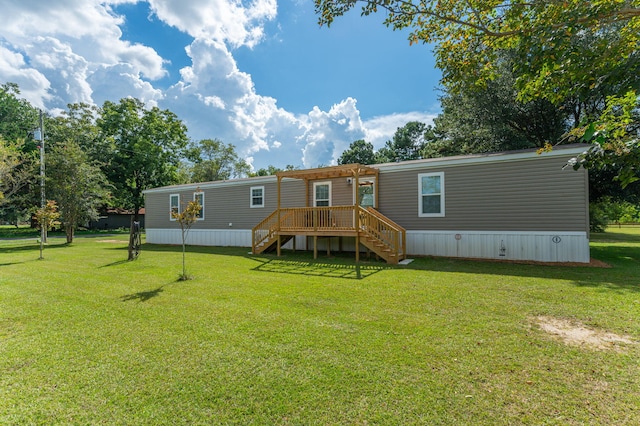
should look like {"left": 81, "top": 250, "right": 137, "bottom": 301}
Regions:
{"left": 0, "top": 0, "right": 441, "bottom": 170}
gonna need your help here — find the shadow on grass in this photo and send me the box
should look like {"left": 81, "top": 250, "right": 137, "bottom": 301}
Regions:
{"left": 100, "top": 259, "right": 130, "bottom": 268}
{"left": 0, "top": 261, "right": 26, "bottom": 267}
{"left": 0, "top": 242, "right": 69, "bottom": 253}
{"left": 140, "top": 242, "right": 640, "bottom": 290}
{"left": 121, "top": 285, "right": 165, "bottom": 302}
{"left": 249, "top": 257, "right": 389, "bottom": 280}
{"left": 408, "top": 244, "right": 640, "bottom": 293}
{"left": 142, "top": 243, "right": 390, "bottom": 280}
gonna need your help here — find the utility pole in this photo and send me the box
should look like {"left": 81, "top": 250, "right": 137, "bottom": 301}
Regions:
{"left": 38, "top": 109, "right": 46, "bottom": 246}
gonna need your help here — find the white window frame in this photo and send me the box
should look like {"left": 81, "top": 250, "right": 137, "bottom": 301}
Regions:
{"left": 193, "top": 191, "right": 205, "bottom": 220}
{"left": 353, "top": 178, "right": 376, "bottom": 209}
{"left": 418, "top": 172, "right": 445, "bottom": 217}
{"left": 170, "top": 194, "right": 180, "bottom": 221}
{"left": 250, "top": 186, "right": 265, "bottom": 208}
{"left": 313, "top": 181, "right": 332, "bottom": 207}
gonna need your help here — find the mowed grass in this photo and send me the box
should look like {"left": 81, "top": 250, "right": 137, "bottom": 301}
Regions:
{"left": 1, "top": 230, "right": 639, "bottom": 425}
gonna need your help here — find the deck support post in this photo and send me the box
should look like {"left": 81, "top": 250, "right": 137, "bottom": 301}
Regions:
{"left": 354, "top": 168, "right": 360, "bottom": 264}
{"left": 313, "top": 236, "right": 318, "bottom": 259}
{"left": 277, "top": 175, "right": 282, "bottom": 257}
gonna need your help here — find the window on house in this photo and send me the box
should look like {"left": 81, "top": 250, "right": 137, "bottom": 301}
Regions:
{"left": 313, "top": 182, "right": 331, "bottom": 207}
{"left": 418, "top": 172, "right": 444, "bottom": 217}
{"left": 250, "top": 186, "right": 264, "bottom": 208}
{"left": 356, "top": 179, "right": 375, "bottom": 208}
{"left": 170, "top": 194, "right": 179, "bottom": 220}
{"left": 193, "top": 192, "right": 204, "bottom": 220}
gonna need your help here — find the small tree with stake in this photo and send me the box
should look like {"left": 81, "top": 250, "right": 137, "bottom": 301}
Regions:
{"left": 171, "top": 196, "right": 202, "bottom": 281}
{"left": 34, "top": 200, "right": 61, "bottom": 260}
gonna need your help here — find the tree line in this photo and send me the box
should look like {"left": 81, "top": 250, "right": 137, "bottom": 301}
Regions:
{"left": 321, "top": 0, "right": 640, "bottom": 230}
{"left": 3, "top": 0, "right": 639, "bottom": 236}
{"left": 0, "top": 84, "right": 295, "bottom": 242}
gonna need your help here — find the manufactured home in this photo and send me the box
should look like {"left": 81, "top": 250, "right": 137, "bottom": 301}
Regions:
{"left": 144, "top": 144, "right": 590, "bottom": 264}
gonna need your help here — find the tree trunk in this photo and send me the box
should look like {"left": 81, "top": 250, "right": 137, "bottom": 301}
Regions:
{"left": 128, "top": 215, "right": 136, "bottom": 261}
{"left": 66, "top": 225, "right": 74, "bottom": 243}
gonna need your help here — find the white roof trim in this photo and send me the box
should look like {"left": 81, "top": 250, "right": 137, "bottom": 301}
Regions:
{"left": 374, "top": 145, "right": 589, "bottom": 173}
{"left": 144, "top": 145, "right": 590, "bottom": 194}
{"left": 143, "top": 175, "right": 278, "bottom": 195}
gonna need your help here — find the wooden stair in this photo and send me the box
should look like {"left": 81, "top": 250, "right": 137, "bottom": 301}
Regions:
{"left": 357, "top": 207, "right": 406, "bottom": 264}
{"left": 254, "top": 234, "right": 293, "bottom": 254}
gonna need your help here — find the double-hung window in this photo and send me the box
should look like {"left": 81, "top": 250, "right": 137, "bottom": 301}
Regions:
{"left": 313, "top": 182, "right": 331, "bottom": 207}
{"left": 250, "top": 186, "right": 264, "bottom": 208}
{"left": 193, "top": 192, "right": 204, "bottom": 220}
{"left": 170, "top": 194, "right": 180, "bottom": 220}
{"left": 418, "top": 172, "right": 444, "bottom": 217}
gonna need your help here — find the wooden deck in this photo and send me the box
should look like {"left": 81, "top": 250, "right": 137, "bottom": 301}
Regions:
{"left": 252, "top": 206, "right": 407, "bottom": 264}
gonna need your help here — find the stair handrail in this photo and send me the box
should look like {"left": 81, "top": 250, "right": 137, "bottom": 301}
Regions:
{"left": 358, "top": 206, "right": 406, "bottom": 260}
{"left": 252, "top": 209, "right": 280, "bottom": 253}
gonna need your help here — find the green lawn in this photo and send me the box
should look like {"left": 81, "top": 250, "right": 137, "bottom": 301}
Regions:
{"left": 0, "top": 225, "right": 129, "bottom": 239}
{"left": 1, "top": 230, "right": 639, "bottom": 425}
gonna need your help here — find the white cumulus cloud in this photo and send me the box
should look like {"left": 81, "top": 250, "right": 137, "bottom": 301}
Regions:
{"left": 0, "top": 0, "right": 440, "bottom": 171}
{"left": 148, "top": 0, "right": 277, "bottom": 47}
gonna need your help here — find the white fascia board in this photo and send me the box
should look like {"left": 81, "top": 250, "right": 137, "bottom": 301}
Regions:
{"left": 143, "top": 175, "right": 278, "bottom": 195}
{"left": 374, "top": 145, "right": 590, "bottom": 174}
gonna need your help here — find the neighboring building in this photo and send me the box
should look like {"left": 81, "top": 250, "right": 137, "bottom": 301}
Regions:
{"left": 88, "top": 208, "right": 145, "bottom": 230}
{"left": 143, "top": 145, "right": 590, "bottom": 264}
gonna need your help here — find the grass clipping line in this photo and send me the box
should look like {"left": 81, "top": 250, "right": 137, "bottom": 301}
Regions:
{"left": 535, "top": 316, "right": 636, "bottom": 352}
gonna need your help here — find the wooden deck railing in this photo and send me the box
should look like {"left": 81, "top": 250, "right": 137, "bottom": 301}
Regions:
{"left": 252, "top": 209, "right": 279, "bottom": 254}
{"left": 358, "top": 206, "right": 406, "bottom": 262}
{"left": 279, "top": 206, "right": 356, "bottom": 232}
{"left": 252, "top": 206, "right": 406, "bottom": 263}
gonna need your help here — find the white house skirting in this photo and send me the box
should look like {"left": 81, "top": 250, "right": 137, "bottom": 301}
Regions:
{"left": 406, "top": 230, "right": 590, "bottom": 263}
{"left": 145, "top": 228, "right": 590, "bottom": 263}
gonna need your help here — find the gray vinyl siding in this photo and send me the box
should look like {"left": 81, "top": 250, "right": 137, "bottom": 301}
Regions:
{"left": 377, "top": 155, "right": 588, "bottom": 232}
{"left": 145, "top": 179, "right": 305, "bottom": 230}
{"left": 307, "top": 177, "right": 354, "bottom": 206}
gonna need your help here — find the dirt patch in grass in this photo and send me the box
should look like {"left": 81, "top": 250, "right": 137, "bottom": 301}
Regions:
{"left": 535, "top": 316, "right": 635, "bottom": 351}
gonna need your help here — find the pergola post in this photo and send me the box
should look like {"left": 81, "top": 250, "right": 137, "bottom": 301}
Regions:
{"left": 354, "top": 167, "right": 360, "bottom": 263}
{"left": 277, "top": 175, "right": 282, "bottom": 257}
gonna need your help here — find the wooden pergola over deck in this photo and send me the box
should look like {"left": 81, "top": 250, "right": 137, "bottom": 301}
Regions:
{"left": 275, "top": 163, "right": 379, "bottom": 209}
{"left": 252, "top": 163, "right": 406, "bottom": 264}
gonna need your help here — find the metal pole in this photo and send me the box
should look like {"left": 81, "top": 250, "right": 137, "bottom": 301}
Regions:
{"left": 39, "top": 109, "right": 46, "bottom": 245}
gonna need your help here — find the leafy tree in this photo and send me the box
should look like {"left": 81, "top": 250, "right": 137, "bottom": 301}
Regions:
{"left": 568, "top": 92, "right": 640, "bottom": 188}
{"left": 248, "top": 164, "right": 298, "bottom": 176}
{"left": 0, "top": 137, "right": 35, "bottom": 206}
{"left": 315, "top": 0, "right": 639, "bottom": 101}
{"left": 34, "top": 200, "right": 61, "bottom": 260}
{"left": 315, "top": 0, "right": 640, "bottom": 185}
{"left": 0, "top": 83, "right": 40, "bottom": 223}
{"left": 98, "top": 98, "right": 189, "bottom": 221}
{"left": 47, "top": 141, "right": 109, "bottom": 243}
{"left": 249, "top": 165, "right": 282, "bottom": 177}
{"left": 171, "top": 196, "right": 202, "bottom": 281}
{"left": 376, "top": 121, "right": 433, "bottom": 163}
{"left": 187, "top": 138, "right": 250, "bottom": 182}
{"left": 0, "top": 83, "right": 39, "bottom": 147}
{"left": 338, "top": 139, "right": 376, "bottom": 165}
{"left": 46, "top": 103, "right": 104, "bottom": 162}
{"left": 425, "top": 55, "right": 569, "bottom": 158}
